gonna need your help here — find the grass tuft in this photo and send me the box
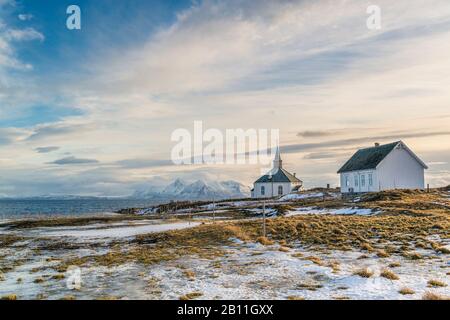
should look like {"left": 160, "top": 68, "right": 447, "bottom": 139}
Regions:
{"left": 179, "top": 292, "right": 203, "bottom": 300}
{"left": 380, "top": 269, "right": 399, "bottom": 280}
{"left": 376, "top": 250, "right": 390, "bottom": 258}
{"left": 399, "top": 287, "right": 415, "bottom": 295}
{"left": 257, "top": 236, "right": 274, "bottom": 246}
{"left": 353, "top": 267, "right": 374, "bottom": 278}
{"left": 427, "top": 279, "right": 447, "bottom": 288}
{"left": 422, "top": 292, "right": 448, "bottom": 300}
{"left": 287, "top": 296, "right": 305, "bottom": 300}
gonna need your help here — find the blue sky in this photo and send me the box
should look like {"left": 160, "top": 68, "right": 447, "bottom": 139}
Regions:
{"left": 0, "top": 0, "right": 450, "bottom": 196}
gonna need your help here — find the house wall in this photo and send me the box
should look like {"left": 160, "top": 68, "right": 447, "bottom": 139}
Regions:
{"left": 340, "top": 169, "right": 378, "bottom": 193}
{"left": 340, "top": 145, "right": 425, "bottom": 193}
{"left": 253, "top": 182, "right": 292, "bottom": 198}
{"left": 376, "top": 145, "right": 425, "bottom": 190}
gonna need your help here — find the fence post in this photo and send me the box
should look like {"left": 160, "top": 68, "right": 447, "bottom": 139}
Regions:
{"left": 213, "top": 198, "right": 216, "bottom": 223}
{"left": 262, "top": 200, "right": 266, "bottom": 238}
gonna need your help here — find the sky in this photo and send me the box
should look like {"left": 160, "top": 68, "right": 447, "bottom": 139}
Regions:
{"left": 0, "top": 0, "right": 449, "bottom": 197}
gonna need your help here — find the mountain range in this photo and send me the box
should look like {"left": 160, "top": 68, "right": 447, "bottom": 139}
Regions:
{"left": 132, "top": 178, "right": 251, "bottom": 200}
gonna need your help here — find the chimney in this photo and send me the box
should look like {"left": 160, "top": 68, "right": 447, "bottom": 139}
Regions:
{"left": 374, "top": 142, "right": 380, "bottom": 147}
{"left": 293, "top": 173, "right": 296, "bottom": 177}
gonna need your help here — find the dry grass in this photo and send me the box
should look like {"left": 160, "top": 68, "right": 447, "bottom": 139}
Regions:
{"left": 1, "top": 215, "right": 149, "bottom": 230}
{"left": 435, "top": 246, "right": 450, "bottom": 254}
{"left": 403, "top": 252, "right": 423, "bottom": 260}
{"left": 278, "top": 246, "right": 290, "bottom": 252}
{"left": 380, "top": 269, "right": 399, "bottom": 280}
{"left": 327, "top": 260, "right": 341, "bottom": 273}
{"left": 287, "top": 296, "right": 305, "bottom": 300}
{"left": 51, "top": 274, "right": 65, "bottom": 280}
{"left": 256, "top": 236, "right": 274, "bottom": 246}
{"left": 422, "top": 292, "right": 449, "bottom": 300}
{"left": 297, "top": 283, "right": 323, "bottom": 291}
{"left": 0, "top": 235, "right": 25, "bottom": 246}
{"left": 427, "top": 279, "right": 447, "bottom": 288}
{"left": 376, "top": 250, "right": 390, "bottom": 258}
{"left": 182, "top": 270, "right": 196, "bottom": 280}
{"left": 179, "top": 292, "right": 203, "bottom": 300}
{"left": 333, "top": 296, "right": 351, "bottom": 300}
{"left": 33, "top": 277, "right": 45, "bottom": 284}
{"left": 360, "top": 243, "right": 374, "bottom": 252}
{"left": 1, "top": 294, "right": 17, "bottom": 300}
{"left": 353, "top": 267, "right": 374, "bottom": 278}
{"left": 304, "top": 256, "right": 324, "bottom": 266}
{"left": 389, "top": 262, "right": 401, "bottom": 268}
{"left": 399, "top": 287, "right": 415, "bottom": 295}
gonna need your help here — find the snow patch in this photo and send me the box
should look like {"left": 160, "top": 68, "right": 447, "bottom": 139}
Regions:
{"left": 285, "top": 207, "right": 377, "bottom": 217}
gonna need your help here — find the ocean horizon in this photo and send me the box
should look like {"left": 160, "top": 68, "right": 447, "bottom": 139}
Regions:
{"left": 0, "top": 198, "right": 162, "bottom": 219}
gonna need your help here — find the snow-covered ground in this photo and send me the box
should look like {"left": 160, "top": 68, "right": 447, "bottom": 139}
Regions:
{"left": 3, "top": 220, "right": 201, "bottom": 241}
{"left": 145, "top": 243, "right": 449, "bottom": 300}
{"left": 285, "top": 207, "right": 378, "bottom": 217}
{"left": 3, "top": 239, "right": 447, "bottom": 300}
{"left": 279, "top": 192, "right": 324, "bottom": 201}
{"left": 36, "top": 221, "right": 201, "bottom": 239}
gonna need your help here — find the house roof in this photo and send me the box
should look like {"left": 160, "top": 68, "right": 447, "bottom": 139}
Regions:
{"left": 255, "top": 168, "right": 302, "bottom": 183}
{"left": 337, "top": 141, "right": 427, "bottom": 173}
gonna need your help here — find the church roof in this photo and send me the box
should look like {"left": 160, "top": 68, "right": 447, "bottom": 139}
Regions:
{"left": 337, "top": 141, "right": 399, "bottom": 173}
{"left": 254, "top": 145, "right": 302, "bottom": 184}
{"left": 338, "top": 141, "right": 428, "bottom": 173}
{"left": 255, "top": 168, "right": 302, "bottom": 183}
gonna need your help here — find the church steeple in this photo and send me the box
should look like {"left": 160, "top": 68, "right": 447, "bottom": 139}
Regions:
{"left": 273, "top": 145, "right": 282, "bottom": 169}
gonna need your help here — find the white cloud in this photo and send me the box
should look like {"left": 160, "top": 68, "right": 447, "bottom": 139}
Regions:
{"left": 5, "top": 27, "right": 44, "bottom": 42}
{"left": 1, "top": 0, "right": 450, "bottom": 196}
{"left": 18, "top": 13, "right": 33, "bottom": 21}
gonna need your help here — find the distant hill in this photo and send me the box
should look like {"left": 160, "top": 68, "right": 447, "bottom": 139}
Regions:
{"left": 131, "top": 178, "right": 250, "bottom": 200}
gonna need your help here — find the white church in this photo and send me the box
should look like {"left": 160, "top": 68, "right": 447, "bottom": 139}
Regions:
{"left": 251, "top": 148, "right": 302, "bottom": 198}
{"left": 338, "top": 141, "right": 428, "bottom": 193}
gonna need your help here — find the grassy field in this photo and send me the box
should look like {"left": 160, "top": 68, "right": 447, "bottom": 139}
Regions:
{"left": 1, "top": 188, "right": 449, "bottom": 300}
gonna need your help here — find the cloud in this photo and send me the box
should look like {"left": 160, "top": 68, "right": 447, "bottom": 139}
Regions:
{"left": 47, "top": 156, "right": 99, "bottom": 165}
{"left": 283, "top": 131, "right": 450, "bottom": 154}
{"left": 27, "top": 123, "right": 91, "bottom": 141}
{"left": 115, "top": 158, "right": 174, "bottom": 169}
{"left": 303, "top": 151, "right": 349, "bottom": 160}
{"left": 18, "top": 14, "right": 33, "bottom": 21}
{"left": 2, "top": 0, "right": 450, "bottom": 196}
{"left": 297, "top": 130, "right": 343, "bottom": 138}
{"left": 0, "top": 128, "right": 23, "bottom": 145}
{"left": 5, "top": 27, "right": 44, "bottom": 42}
{"left": 35, "top": 146, "right": 60, "bottom": 153}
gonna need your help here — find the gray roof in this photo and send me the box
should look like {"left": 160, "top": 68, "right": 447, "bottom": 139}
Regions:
{"left": 255, "top": 168, "right": 302, "bottom": 183}
{"left": 337, "top": 141, "right": 400, "bottom": 173}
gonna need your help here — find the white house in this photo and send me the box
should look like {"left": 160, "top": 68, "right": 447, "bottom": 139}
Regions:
{"left": 338, "top": 141, "right": 428, "bottom": 193}
{"left": 252, "top": 147, "right": 302, "bottom": 198}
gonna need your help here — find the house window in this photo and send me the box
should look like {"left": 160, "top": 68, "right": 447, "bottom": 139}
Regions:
{"left": 278, "top": 185, "right": 283, "bottom": 195}
{"left": 354, "top": 175, "right": 359, "bottom": 187}
{"left": 261, "top": 186, "right": 265, "bottom": 196}
{"left": 368, "top": 173, "right": 373, "bottom": 186}
{"left": 345, "top": 175, "right": 350, "bottom": 187}
{"left": 361, "top": 174, "right": 365, "bottom": 187}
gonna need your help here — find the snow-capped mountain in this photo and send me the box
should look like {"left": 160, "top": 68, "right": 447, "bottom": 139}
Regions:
{"left": 132, "top": 179, "right": 250, "bottom": 200}
{"left": 161, "top": 178, "right": 187, "bottom": 195}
